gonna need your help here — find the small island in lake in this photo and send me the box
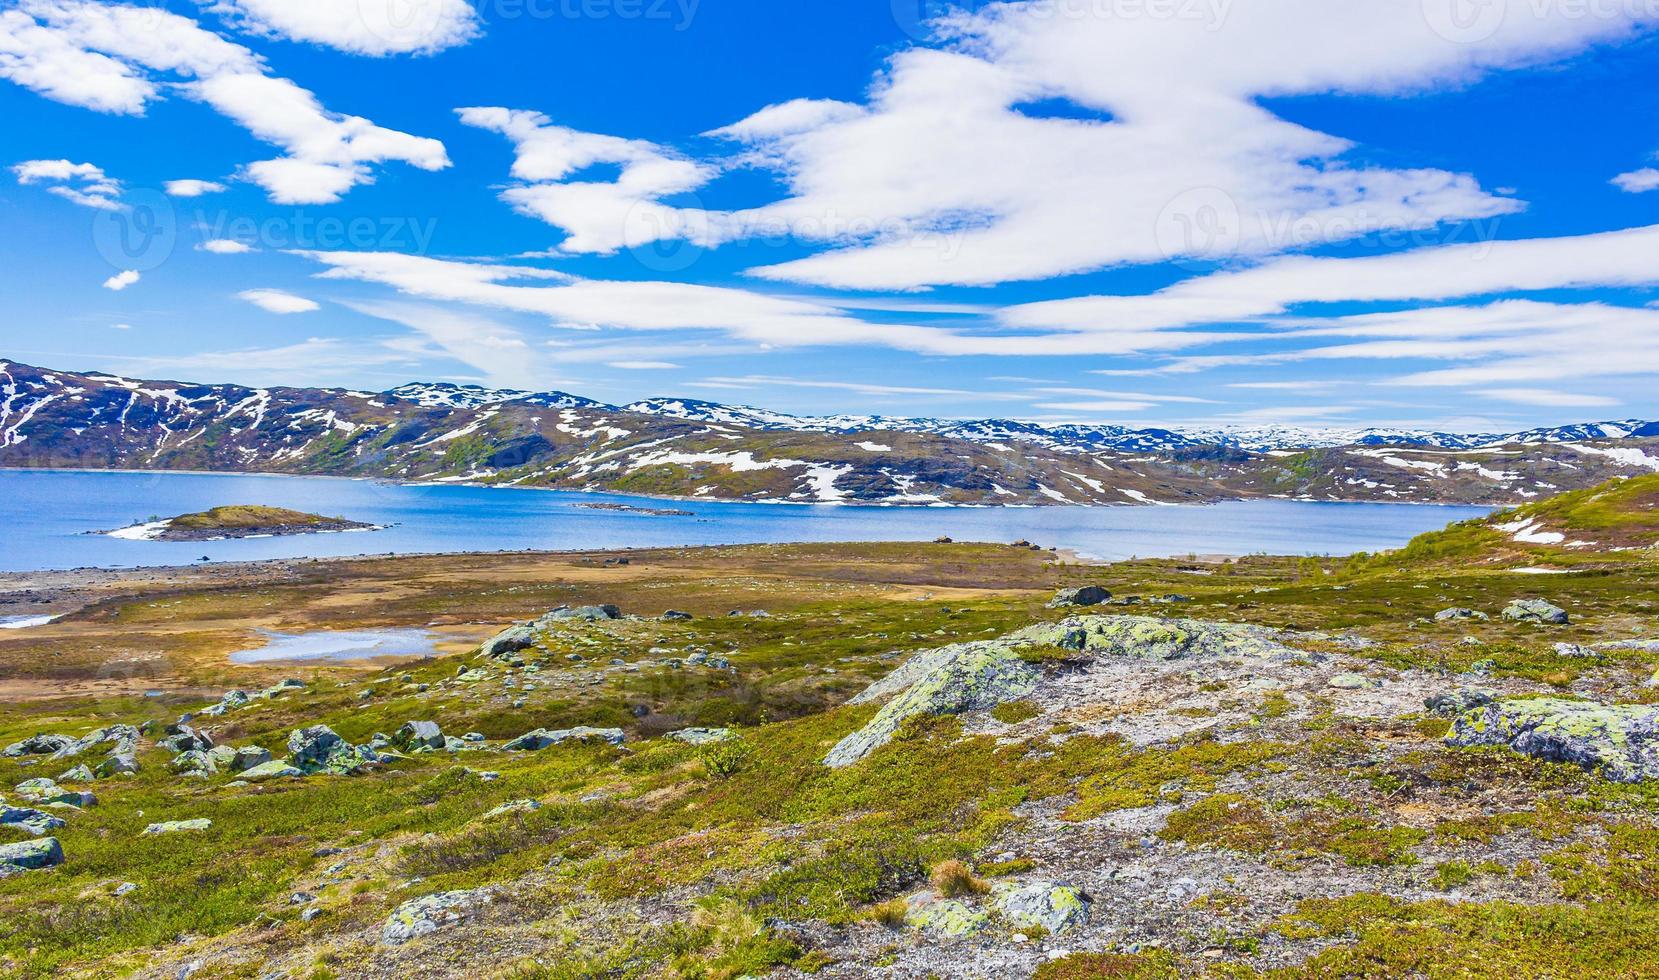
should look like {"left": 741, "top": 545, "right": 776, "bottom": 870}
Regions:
{"left": 101, "top": 505, "right": 382, "bottom": 542}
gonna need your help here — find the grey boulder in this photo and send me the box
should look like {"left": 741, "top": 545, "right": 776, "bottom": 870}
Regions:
{"left": 1047, "top": 586, "right": 1111, "bottom": 609}
{"left": 0, "top": 837, "right": 63, "bottom": 873}
{"left": 1502, "top": 599, "right": 1569, "bottom": 625}
{"left": 503, "top": 726, "right": 625, "bottom": 751}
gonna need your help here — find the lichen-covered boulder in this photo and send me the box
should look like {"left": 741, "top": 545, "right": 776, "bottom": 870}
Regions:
{"left": 1048, "top": 586, "right": 1111, "bottom": 609}
{"left": 992, "top": 880, "right": 1091, "bottom": 935}
{"left": 51, "top": 724, "right": 141, "bottom": 761}
{"left": 0, "top": 806, "right": 65, "bottom": 836}
{"left": 240, "top": 760, "right": 304, "bottom": 781}
{"left": 0, "top": 837, "right": 63, "bottom": 873}
{"left": 94, "top": 754, "right": 139, "bottom": 778}
{"left": 142, "top": 818, "right": 211, "bottom": 835}
{"left": 287, "top": 726, "right": 381, "bottom": 776}
{"left": 538, "top": 605, "right": 620, "bottom": 624}
{"left": 1502, "top": 599, "right": 1569, "bottom": 625}
{"left": 479, "top": 624, "right": 536, "bottom": 660}
{"left": 668, "top": 727, "right": 733, "bottom": 745}
{"left": 504, "top": 727, "right": 625, "bottom": 751}
{"left": 382, "top": 888, "right": 492, "bottom": 945}
{"left": 227, "top": 746, "right": 274, "bottom": 773}
{"left": 1425, "top": 688, "right": 1495, "bottom": 717}
{"left": 1017, "top": 616, "right": 1297, "bottom": 662}
{"left": 56, "top": 765, "right": 94, "bottom": 783}
{"left": 13, "top": 778, "right": 61, "bottom": 801}
{"left": 483, "top": 799, "right": 541, "bottom": 819}
{"left": 393, "top": 721, "right": 445, "bottom": 752}
{"left": 170, "top": 750, "right": 216, "bottom": 775}
{"left": 825, "top": 641, "right": 1039, "bottom": 768}
{"left": 2, "top": 733, "right": 74, "bottom": 758}
{"left": 904, "top": 891, "right": 988, "bottom": 937}
{"left": 1448, "top": 698, "right": 1659, "bottom": 782}
{"left": 158, "top": 725, "right": 213, "bottom": 754}
{"left": 1435, "top": 607, "right": 1488, "bottom": 622}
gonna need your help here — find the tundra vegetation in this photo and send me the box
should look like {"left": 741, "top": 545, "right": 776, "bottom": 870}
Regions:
{"left": 1, "top": 477, "right": 1659, "bottom": 977}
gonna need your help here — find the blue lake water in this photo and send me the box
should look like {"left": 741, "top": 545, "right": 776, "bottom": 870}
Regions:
{"left": 0, "top": 469, "right": 1493, "bottom": 573}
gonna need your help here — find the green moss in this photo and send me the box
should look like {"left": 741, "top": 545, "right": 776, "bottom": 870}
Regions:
{"left": 1161, "top": 793, "right": 1425, "bottom": 867}
{"left": 1032, "top": 950, "right": 1182, "bottom": 979}
{"left": 990, "top": 700, "right": 1042, "bottom": 724}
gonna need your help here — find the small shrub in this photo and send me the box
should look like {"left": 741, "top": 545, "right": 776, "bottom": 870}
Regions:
{"left": 990, "top": 700, "right": 1041, "bottom": 724}
{"left": 978, "top": 857, "right": 1036, "bottom": 877}
{"left": 698, "top": 738, "right": 753, "bottom": 780}
{"left": 867, "top": 898, "right": 909, "bottom": 928}
{"left": 1433, "top": 860, "right": 1475, "bottom": 890}
{"left": 929, "top": 859, "right": 988, "bottom": 898}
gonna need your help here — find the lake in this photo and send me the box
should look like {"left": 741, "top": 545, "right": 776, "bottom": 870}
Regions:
{"left": 0, "top": 469, "right": 1493, "bottom": 573}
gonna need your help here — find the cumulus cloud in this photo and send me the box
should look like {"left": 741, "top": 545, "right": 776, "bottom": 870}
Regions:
{"left": 0, "top": 1, "right": 450, "bottom": 203}
{"left": 466, "top": 0, "right": 1656, "bottom": 290}
{"left": 199, "top": 239, "right": 254, "bottom": 254}
{"left": 457, "top": 107, "right": 715, "bottom": 255}
{"left": 165, "top": 179, "right": 226, "bottom": 197}
{"left": 103, "top": 269, "right": 139, "bottom": 290}
{"left": 239, "top": 288, "right": 319, "bottom": 313}
{"left": 209, "top": 0, "right": 481, "bottom": 56}
{"left": 1613, "top": 167, "right": 1659, "bottom": 193}
{"left": 12, "top": 158, "right": 121, "bottom": 209}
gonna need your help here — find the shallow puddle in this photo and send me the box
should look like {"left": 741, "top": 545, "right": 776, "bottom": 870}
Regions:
{"left": 229, "top": 628, "right": 441, "bottom": 663}
{"left": 0, "top": 615, "right": 59, "bottom": 630}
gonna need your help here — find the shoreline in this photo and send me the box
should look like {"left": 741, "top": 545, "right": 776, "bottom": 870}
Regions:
{"left": 0, "top": 464, "right": 1526, "bottom": 512}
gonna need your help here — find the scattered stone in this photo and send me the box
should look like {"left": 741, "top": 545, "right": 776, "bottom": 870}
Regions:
{"left": 239, "top": 760, "right": 305, "bottom": 782}
{"left": 393, "top": 721, "right": 445, "bottom": 752}
{"left": 56, "top": 765, "right": 94, "bottom": 783}
{"left": 1448, "top": 698, "right": 1659, "bottom": 782}
{"left": 13, "top": 778, "right": 60, "bottom": 800}
{"left": 158, "top": 725, "right": 212, "bottom": 754}
{"left": 668, "top": 727, "right": 733, "bottom": 745}
{"left": 504, "top": 727, "right": 626, "bottom": 751}
{"left": 1502, "top": 599, "right": 1570, "bottom": 625}
{"left": 483, "top": 799, "right": 542, "bottom": 819}
{"left": 1047, "top": 586, "right": 1111, "bottom": 609}
{"left": 382, "top": 888, "right": 493, "bottom": 945}
{"left": 661, "top": 610, "right": 693, "bottom": 621}
{"left": 170, "top": 750, "right": 216, "bottom": 775}
{"left": 992, "top": 880, "right": 1092, "bottom": 935}
{"left": 142, "top": 818, "right": 211, "bottom": 835}
{"left": 114, "top": 881, "right": 137, "bottom": 896}
{"left": 0, "top": 837, "right": 63, "bottom": 873}
{"left": 1435, "top": 607, "right": 1489, "bottom": 622}
{"left": 903, "top": 891, "right": 988, "bottom": 937}
{"left": 2, "top": 734, "right": 74, "bottom": 758}
{"left": 480, "top": 624, "right": 537, "bottom": 661}
{"left": 94, "top": 754, "right": 139, "bottom": 778}
{"left": 1425, "top": 688, "right": 1496, "bottom": 717}
{"left": 0, "top": 806, "right": 65, "bottom": 836}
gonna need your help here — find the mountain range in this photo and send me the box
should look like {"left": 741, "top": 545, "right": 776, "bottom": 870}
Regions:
{"left": 4, "top": 360, "right": 1657, "bottom": 507}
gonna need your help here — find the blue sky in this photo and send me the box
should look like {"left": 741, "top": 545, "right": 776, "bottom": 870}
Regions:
{"left": 3, "top": 0, "right": 1659, "bottom": 431}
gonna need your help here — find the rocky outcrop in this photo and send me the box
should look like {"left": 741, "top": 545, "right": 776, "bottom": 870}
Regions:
{"left": 480, "top": 625, "right": 537, "bottom": 661}
{"left": 1502, "top": 599, "right": 1569, "bottom": 625}
{"left": 382, "top": 888, "right": 493, "bottom": 945}
{"left": 827, "top": 615, "right": 1304, "bottom": 768}
{"left": 1435, "top": 607, "right": 1488, "bottom": 622}
{"left": 504, "top": 727, "right": 625, "bottom": 751}
{"left": 0, "top": 806, "right": 65, "bottom": 836}
{"left": 1448, "top": 698, "right": 1659, "bottom": 782}
{"left": 1048, "top": 586, "right": 1110, "bottom": 609}
{"left": 1425, "top": 688, "right": 1495, "bottom": 717}
{"left": 2, "top": 734, "right": 74, "bottom": 758}
{"left": 393, "top": 721, "right": 445, "bottom": 752}
{"left": 287, "top": 726, "right": 382, "bottom": 776}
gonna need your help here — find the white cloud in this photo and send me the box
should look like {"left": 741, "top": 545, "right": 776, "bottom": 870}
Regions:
{"left": 103, "top": 269, "right": 139, "bottom": 290}
{"left": 199, "top": 239, "right": 254, "bottom": 254}
{"left": 1613, "top": 167, "right": 1659, "bottom": 193}
{"left": 1005, "top": 223, "right": 1659, "bottom": 332}
{"left": 608, "top": 360, "right": 681, "bottom": 370}
{"left": 295, "top": 250, "right": 1230, "bottom": 357}
{"left": 343, "top": 300, "right": 578, "bottom": 390}
{"left": 457, "top": 107, "right": 714, "bottom": 255}
{"left": 472, "top": 0, "right": 1656, "bottom": 290}
{"left": 209, "top": 0, "right": 481, "bottom": 56}
{"left": 12, "top": 157, "right": 121, "bottom": 209}
{"left": 165, "top": 179, "right": 226, "bottom": 197}
{"left": 110, "top": 322, "right": 131, "bottom": 330}
{"left": 239, "top": 288, "right": 319, "bottom": 313}
{"left": 110, "top": 337, "right": 417, "bottom": 386}
{"left": 1473, "top": 388, "right": 1620, "bottom": 407}
{"left": 0, "top": 1, "right": 449, "bottom": 204}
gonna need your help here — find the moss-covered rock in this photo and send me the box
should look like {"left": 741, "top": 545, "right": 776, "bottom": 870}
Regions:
{"left": 824, "top": 640, "right": 1039, "bottom": 767}
{"left": 992, "top": 879, "right": 1091, "bottom": 934}
{"left": 382, "top": 888, "right": 493, "bottom": 945}
{"left": 0, "top": 837, "right": 63, "bottom": 873}
{"left": 1502, "top": 599, "right": 1569, "bottom": 625}
{"left": 1447, "top": 698, "right": 1659, "bottom": 782}
{"left": 903, "top": 891, "right": 988, "bottom": 937}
